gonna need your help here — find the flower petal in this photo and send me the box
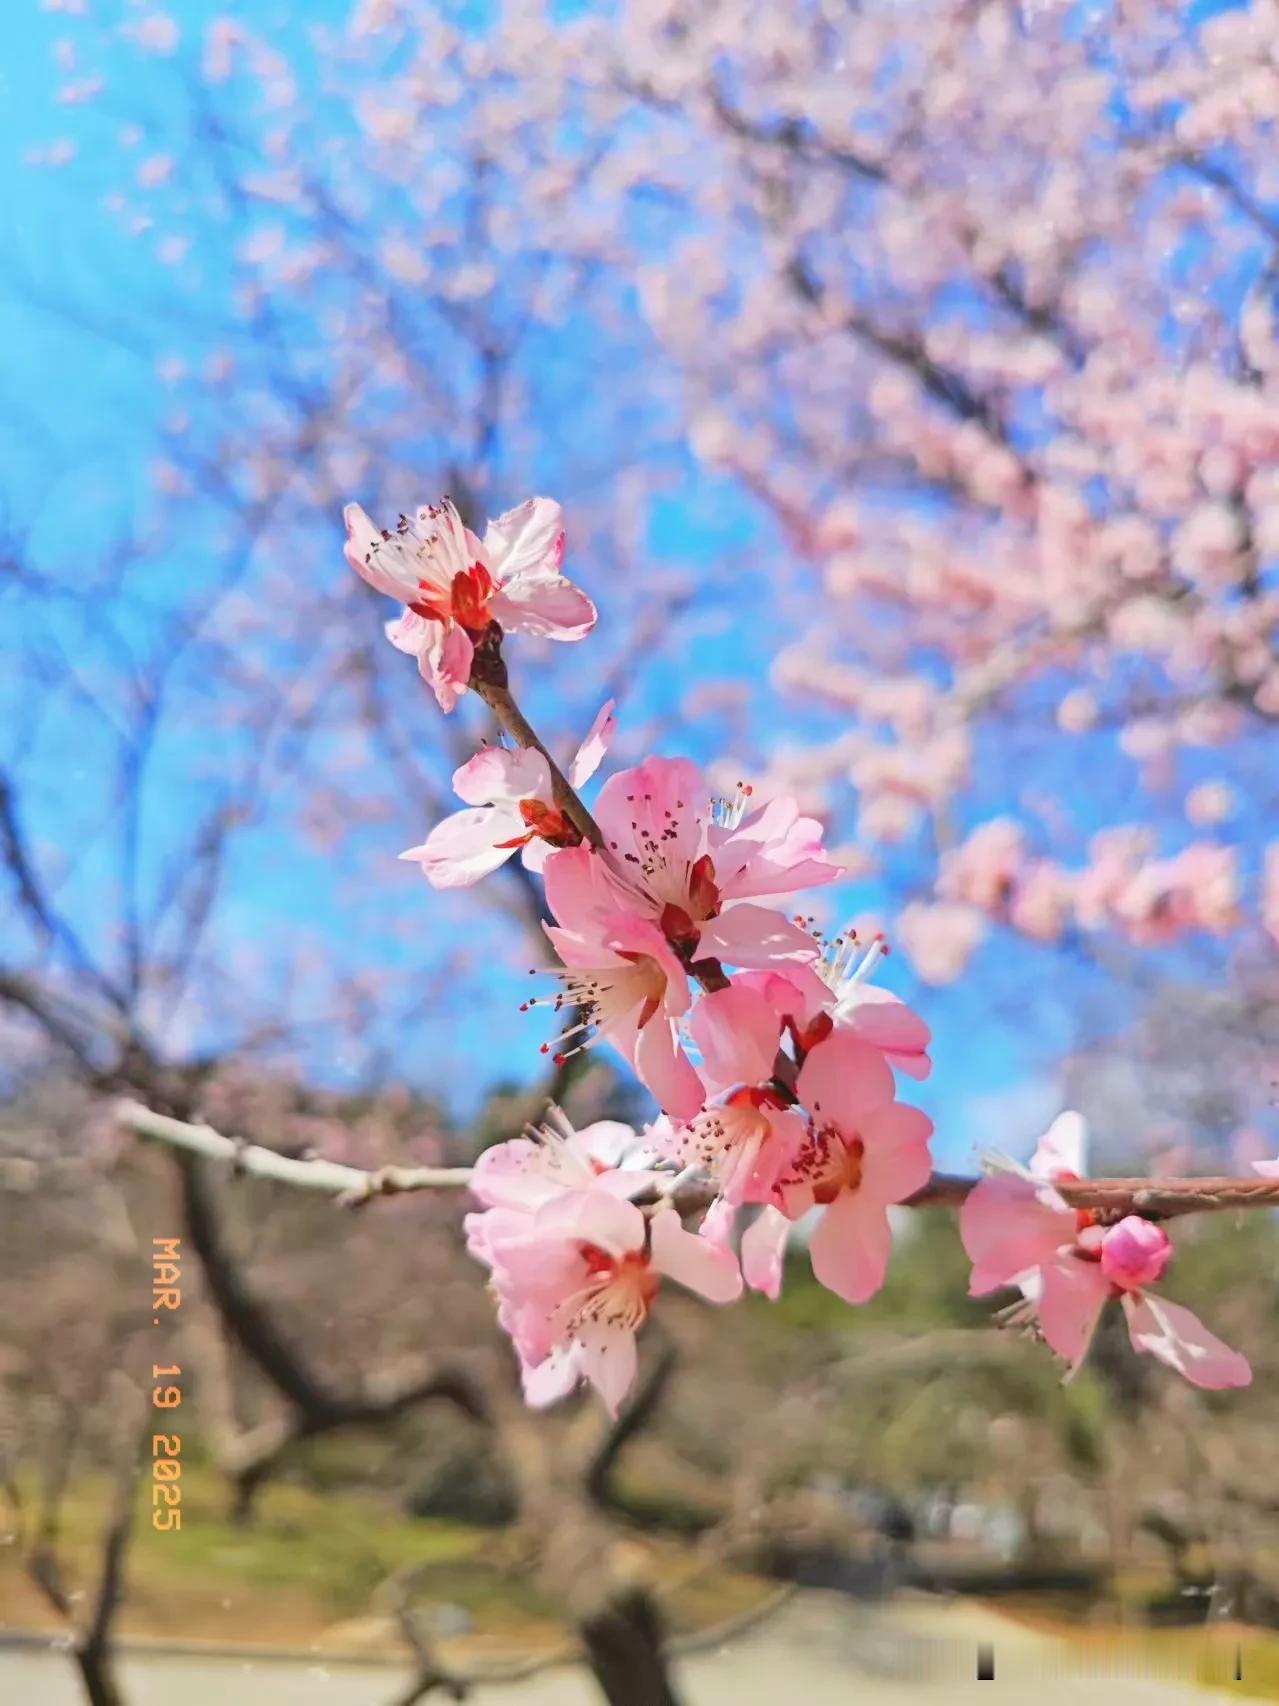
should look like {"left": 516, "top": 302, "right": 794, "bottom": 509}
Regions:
{"left": 1122, "top": 1293, "right": 1252, "bottom": 1389}
{"left": 533, "top": 1188, "right": 645, "bottom": 1257}
{"left": 808, "top": 1189, "right": 892, "bottom": 1304}
{"left": 453, "top": 745, "right": 551, "bottom": 806}
{"left": 482, "top": 496, "right": 566, "bottom": 579}
{"left": 795, "top": 1032, "right": 896, "bottom": 1131}
{"left": 491, "top": 575, "right": 597, "bottom": 641}
{"left": 1030, "top": 1111, "right": 1088, "bottom": 1181}
{"left": 575, "top": 1318, "right": 638, "bottom": 1415}
{"left": 859, "top": 1102, "right": 935, "bottom": 1206}
{"left": 687, "top": 983, "right": 781, "bottom": 1092}
{"left": 649, "top": 1207, "right": 743, "bottom": 1303}
{"left": 568, "top": 699, "right": 617, "bottom": 788}
{"left": 1036, "top": 1256, "right": 1109, "bottom": 1370}
{"left": 960, "top": 1173, "right": 1074, "bottom": 1296}
{"left": 594, "top": 758, "right": 707, "bottom": 875}
{"left": 404, "top": 804, "right": 523, "bottom": 888}
{"left": 634, "top": 1016, "right": 704, "bottom": 1120}
{"left": 697, "top": 903, "right": 820, "bottom": 969}
{"left": 741, "top": 1206, "right": 790, "bottom": 1300}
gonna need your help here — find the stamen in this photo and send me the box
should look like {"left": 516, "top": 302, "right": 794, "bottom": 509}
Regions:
{"left": 710, "top": 780, "right": 754, "bottom": 832}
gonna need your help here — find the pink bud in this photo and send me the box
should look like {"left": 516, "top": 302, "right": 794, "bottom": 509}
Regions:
{"left": 1100, "top": 1216, "right": 1172, "bottom": 1289}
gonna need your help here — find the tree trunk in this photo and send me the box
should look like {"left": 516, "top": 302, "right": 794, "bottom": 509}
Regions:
{"left": 579, "top": 1588, "right": 684, "bottom": 1706}
{"left": 74, "top": 1642, "right": 128, "bottom": 1706}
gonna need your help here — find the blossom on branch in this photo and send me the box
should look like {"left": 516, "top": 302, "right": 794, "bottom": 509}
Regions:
{"left": 466, "top": 1184, "right": 741, "bottom": 1413}
{"left": 401, "top": 701, "right": 615, "bottom": 887}
{"left": 962, "top": 1115, "right": 1251, "bottom": 1390}
{"left": 343, "top": 495, "right": 596, "bottom": 711}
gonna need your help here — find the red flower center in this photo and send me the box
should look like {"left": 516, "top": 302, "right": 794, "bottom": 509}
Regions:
{"left": 410, "top": 563, "right": 496, "bottom": 633}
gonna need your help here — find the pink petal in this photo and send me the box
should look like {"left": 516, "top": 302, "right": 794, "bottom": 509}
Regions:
{"left": 699, "top": 1196, "right": 737, "bottom": 1248}
{"left": 1122, "top": 1293, "right": 1252, "bottom": 1389}
{"left": 960, "top": 1174, "right": 1074, "bottom": 1295}
{"left": 649, "top": 1207, "right": 743, "bottom": 1303}
{"left": 469, "top": 1136, "right": 587, "bottom": 1209}
{"left": 420, "top": 622, "right": 475, "bottom": 713}
{"left": 736, "top": 964, "right": 832, "bottom": 1021}
{"left": 543, "top": 843, "right": 631, "bottom": 931}
{"left": 741, "top": 1206, "right": 790, "bottom": 1299}
{"left": 634, "top": 1017, "right": 704, "bottom": 1120}
{"left": 697, "top": 903, "right": 820, "bottom": 969}
{"left": 482, "top": 496, "right": 566, "bottom": 579}
{"left": 405, "top": 803, "right": 523, "bottom": 888}
{"left": 568, "top": 698, "right": 617, "bottom": 788}
{"left": 384, "top": 608, "right": 438, "bottom": 657}
{"left": 808, "top": 1189, "right": 892, "bottom": 1304}
{"left": 795, "top": 1032, "right": 896, "bottom": 1131}
{"left": 688, "top": 982, "right": 781, "bottom": 1091}
{"left": 1252, "top": 1157, "right": 1279, "bottom": 1179}
{"left": 533, "top": 1188, "right": 645, "bottom": 1257}
{"left": 858, "top": 1101, "right": 935, "bottom": 1206}
{"left": 1036, "top": 1256, "right": 1109, "bottom": 1370}
{"left": 522, "top": 1345, "right": 581, "bottom": 1409}
{"left": 595, "top": 758, "right": 707, "bottom": 875}
{"left": 575, "top": 1319, "right": 638, "bottom": 1415}
{"left": 839, "top": 985, "right": 932, "bottom": 1071}
{"left": 1030, "top": 1111, "right": 1088, "bottom": 1180}
{"left": 343, "top": 502, "right": 410, "bottom": 599}
{"left": 386, "top": 612, "right": 473, "bottom": 713}
{"left": 453, "top": 745, "right": 551, "bottom": 806}
{"left": 491, "top": 575, "right": 597, "bottom": 641}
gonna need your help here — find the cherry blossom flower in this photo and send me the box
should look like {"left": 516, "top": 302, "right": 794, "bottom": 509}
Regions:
{"left": 773, "top": 1032, "right": 932, "bottom": 1305}
{"left": 590, "top": 757, "right": 838, "bottom": 968}
{"left": 401, "top": 702, "right": 615, "bottom": 888}
{"left": 536, "top": 845, "right": 704, "bottom": 1118}
{"left": 962, "top": 1119, "right": 1250, "bottom": 1389}
{"left": 468, "top": 1107, "right": 661, "bottom": 1210}
{"left": 466, "top": 1189, "right": 741, "bottom": 1412}
{"left": 656, "top": 983, "right": 807, "bottom": 1203}
{"left": 343, "top": 496, "right": 596, "bottom": 712}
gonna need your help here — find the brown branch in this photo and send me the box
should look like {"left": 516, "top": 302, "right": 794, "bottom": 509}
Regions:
{"left": 123, "top": 1101, "right": 1279, "bottom": 1224}
{"left": 468, "top": 635, "right": 605, "bottom": 850}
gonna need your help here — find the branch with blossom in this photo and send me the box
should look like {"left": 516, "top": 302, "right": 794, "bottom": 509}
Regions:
{"left": 117, "top": 488, "right": 1279, "bottom": 1417}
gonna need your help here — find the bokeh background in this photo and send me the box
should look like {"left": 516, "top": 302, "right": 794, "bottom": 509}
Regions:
{"left": 1, "top": 2, "right": 1278, "bottom": 1702}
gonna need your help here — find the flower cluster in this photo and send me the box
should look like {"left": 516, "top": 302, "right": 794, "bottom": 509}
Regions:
{"left": 962, "top": 1114, "right": 1249, "bottom": 1390}
{"left": 346, "top": 490, "right": 1255, "bottom": 1412}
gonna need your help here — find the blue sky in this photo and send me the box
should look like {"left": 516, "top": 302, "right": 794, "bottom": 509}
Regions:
{"left": 0, "top": 2, "right": 1192, "bottom": 1174}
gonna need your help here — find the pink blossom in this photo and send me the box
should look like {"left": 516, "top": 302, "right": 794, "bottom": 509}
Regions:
{"left": 590, "top": 758, "right": 837, "bottom": 969}
{"left": 657, "top": 983, "right": 807, "bottom": 1203}
{"left": 343, "top": 496, "right": 596, "bottom": 712}
{"left": 466, "top": 1189, "right": 741, "bottom": 1412}
{"left": 468, "top": 1108, "right": 661, "bottom": 1210}
{"left": 401, "top": 703, "right": 614, "bottom": 888}
{"left": 961, "top": 1159, "right": 1250, "bottom": 1389}
{"left": 538, "top": 845, "right": 704, "bottom": 1118}
{"left": 773, "top": 1032, "right": 931, "bottom": 1305}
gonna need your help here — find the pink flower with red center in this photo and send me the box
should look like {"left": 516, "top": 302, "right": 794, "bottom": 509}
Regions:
{"left": 343, "top": 494, "right": 596, "bottom": 712}
{"left": 466, "top": 1188, "right": 742, "bottom": 1412}
{"left": 657, "top": 982, "right": 807, "bottom": 1203}
{"left": 467, "top": 1107, "right": 661, "bottom": 1211}
{"left": 401, "top": 702, "right": 615, "bottom": 888}
{"left": 961, "top": 1117, "right": 1250, "bottom": 1389}
{"left": 535, "top": 844, "right": 704, "bottom": 1118}
{"left": 590, "top": 757, "right": 838, "bottom": 968}
{"left": 774, "top": 1032, "right": 933, "bottom": 1304}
